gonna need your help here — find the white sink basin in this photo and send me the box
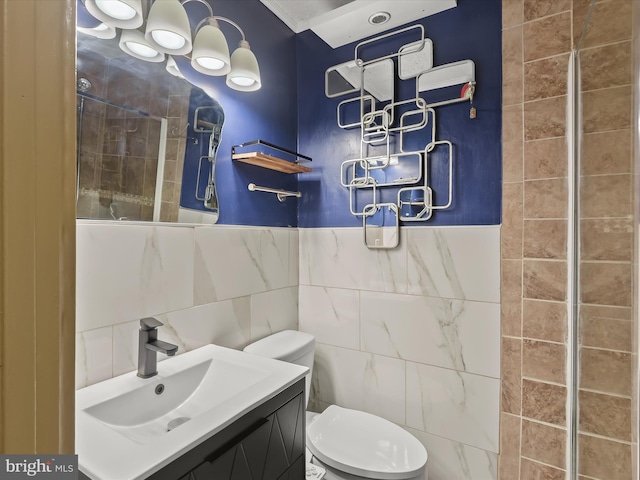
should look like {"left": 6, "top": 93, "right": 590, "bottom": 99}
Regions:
{"left": 76, "top": 344, "right": 307, "bottom": 480}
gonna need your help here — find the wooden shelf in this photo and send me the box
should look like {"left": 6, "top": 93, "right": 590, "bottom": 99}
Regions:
{"left": 232, "top": 151, "right": 312, "bottom": 174}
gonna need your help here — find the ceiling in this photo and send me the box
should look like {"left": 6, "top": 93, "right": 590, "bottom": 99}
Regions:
{"left": 260, "top": 0, "right": 457, "bottom": 49}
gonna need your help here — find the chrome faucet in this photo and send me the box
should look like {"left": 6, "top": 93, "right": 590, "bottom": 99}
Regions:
{"left": 137, "top": 317, "right": 178, "bottom": 378}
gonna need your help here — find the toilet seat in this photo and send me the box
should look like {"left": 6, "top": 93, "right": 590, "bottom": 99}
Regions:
{"left": 306, "top": 405, "right": 428, "bottom": 480}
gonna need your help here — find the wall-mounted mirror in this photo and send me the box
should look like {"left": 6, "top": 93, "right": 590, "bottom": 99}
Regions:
{"left": 76, "top": 33, "right": 222, "bottom": 223}
{"left": 325, "top": 58, "right": 394, "bottom": 102}
{"left": 363, "top": 203, "right": 399, "bottom": 249}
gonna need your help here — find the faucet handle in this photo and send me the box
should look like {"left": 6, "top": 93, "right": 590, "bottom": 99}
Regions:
{"left": 140, "top": 317, "right": 163, "bottom": 330}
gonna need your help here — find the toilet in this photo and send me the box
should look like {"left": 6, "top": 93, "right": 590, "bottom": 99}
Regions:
{"left": 244, "top": 330, "right": 428, "bottom": 480}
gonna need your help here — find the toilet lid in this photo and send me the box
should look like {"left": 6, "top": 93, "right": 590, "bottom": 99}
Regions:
{"left": 307, "top": 405, "right": 428, "bottom": 480}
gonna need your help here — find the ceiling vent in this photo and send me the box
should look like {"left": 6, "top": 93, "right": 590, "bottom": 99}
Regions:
{"left": 368, "top": 12, "right": 390, "bottom": 26}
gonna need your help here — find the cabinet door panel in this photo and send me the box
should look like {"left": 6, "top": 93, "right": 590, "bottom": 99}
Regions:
{"left": 190, "top": 447, "right": 235, "bottom": 479}
{"left": 275, "top": 394, "right": 304, "bottom": 463}
{"left": 263, "top": 414, "right": 291, "bottom": 480}
{"left": 242, "top": 416, "right": 274, "bottom": 477}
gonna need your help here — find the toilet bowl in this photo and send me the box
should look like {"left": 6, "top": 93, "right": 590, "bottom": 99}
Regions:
{"left": 244, "top": 330, "right": 428, "bottom": 480}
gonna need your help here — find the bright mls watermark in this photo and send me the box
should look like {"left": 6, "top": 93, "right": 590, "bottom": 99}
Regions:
{"left": 0, "top": 455, "right": 77, "bottom": 479}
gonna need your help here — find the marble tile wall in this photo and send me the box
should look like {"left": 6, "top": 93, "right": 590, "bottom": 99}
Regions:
{"left": 299, "top": 226, "right": 501, "bottom": 480}
{"left": 75, "top": 223, "right": 299, "bottom": 389}
{"left": 500, "top": 0, "right": 634, "bottom": 478}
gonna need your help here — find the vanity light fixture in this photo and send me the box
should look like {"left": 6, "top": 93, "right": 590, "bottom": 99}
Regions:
{"left": 79, "top": 0, "right": 262, "bottom": 92}
{"left": 84, "top": 0, "right": 144, "bottom": 29}
{"left": 166, "top": 56, "right": 185, "bottom": 78}
{"left": 144, "top": 0, "right": 192, "bottom": 54}
{"left": 119, "top": 29, "right": 165, "bottom": 62}
{"left": 77, "top": 22, "right": 116, "bottom": 39}
{"left": 191, "top": 18, "right": 231, "bottom": 75}
{"left": 226, "top": 40, "right": 261, "bottom": 91}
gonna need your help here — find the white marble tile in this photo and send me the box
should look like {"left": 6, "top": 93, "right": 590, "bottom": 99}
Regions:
{"left": 313, "top": 343, "right": 405, "bottom": 425}
{"left": 299, "top": 286, "right": 360, "bottom": 350}
{"left": 194, "top": 227, "right": 290, "bottom": 304}
{"left": 161, "top": 299, "right": 251, "bottom": 350}
{"left": 407, "top": 428, "right": 497, "bottom": 480}
{"left": 112, "top": 320, "right": 144, "bottom": 377}
{"left": 406, "top": 362, "right": 500, "bottom": 453}
{"left": 76, "top": 223, "right": 195, "bottom": 331}
{"left": 360, "top": 292, "right": 500, "bottom": 378}
{"left": 406, "top": 226, "right": 500, "bottom": 303}
{"left": 299, "top": 228, "right": 407, "bottom": 293}
{"left": 76, "top": 327, "right": 113, "bottom": 389}
{"left": 289, "top": 229, "right": 299, "bottom": 287}
{"left": 250, "top": 287, "right": 298, "bottom": 342}
{"left": 111, "top": 299, "right": 252, "bottom": 377}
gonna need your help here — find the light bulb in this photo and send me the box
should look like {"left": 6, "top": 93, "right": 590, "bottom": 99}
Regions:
{"left": 151, "top": 29, "right": 186, "bottom": 50}
{"left": 119, "top": 29, "right": 164, "bottom": 62}
{"left": 230, "top": 76, "right": 255, "bottom": 87}
{"left": 95, "top": 0, "right": 136, "bottom": 20}
{"left": 126, "top": 41, "right": 158, "bottom": 58}
{"left": 196, "top": 57, "right": 225, "bottom": 71}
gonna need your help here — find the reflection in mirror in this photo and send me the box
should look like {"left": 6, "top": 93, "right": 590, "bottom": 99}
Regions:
{"left": 325, "top": 59, "right": 394, "bottom": 102}
{"left": 190, "top": 89, "right": 225, "bottom": 222}
{"left": 76, "top": 33, "right": 219, "bottom": 223}
{"left": 363, "top": 203, "right": 399, "bottom": 249}
{"left": 76, "top": 89, "right": 169, "bottom": 221}
{"left": 398, "top": 39, "right": 433, "bottom": 80}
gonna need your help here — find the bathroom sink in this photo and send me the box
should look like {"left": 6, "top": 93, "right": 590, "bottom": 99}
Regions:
{"left": 83, "top": 355, "right": 269, "bottom": 444}
{"left": 76, "top": 344, "right": 307, "bottom": 480}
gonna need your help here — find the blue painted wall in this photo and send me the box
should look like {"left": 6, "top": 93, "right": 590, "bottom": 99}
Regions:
{"left": 176, "top": 0, "right": 300, "bottom": 227}
{"left": 296, "top": 0, "right": 502, "bottom": 227}
{"left": 78, "top": 0, "right": 301, "bottom": 227}
{"left": 79, "top": 0, "right": 501, "bottom": 228}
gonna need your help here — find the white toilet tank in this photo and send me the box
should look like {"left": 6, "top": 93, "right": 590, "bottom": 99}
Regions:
{"left": 243, "top": 330, "right": 315, "bottom": 407}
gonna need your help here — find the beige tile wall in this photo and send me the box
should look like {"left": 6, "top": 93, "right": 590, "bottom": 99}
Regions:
{"left": 499, "top": 0, "right": 634, "bottom": 478}
{"left": 576, "top": 0, "right": 634, "bottom": 478}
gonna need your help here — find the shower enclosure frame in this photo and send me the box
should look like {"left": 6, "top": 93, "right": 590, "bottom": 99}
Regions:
{"left": 568, "top": 0, "right": 639, "bottom": 477}
{"left": 633, "top": 0, "right": 640, "bottom": 476}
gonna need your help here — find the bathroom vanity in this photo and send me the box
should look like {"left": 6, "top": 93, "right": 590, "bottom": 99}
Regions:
{"left": 76, "top": 345, "right": 307, "bottom": 480}
{"left": 152, "top": 382, "right": 304, "bottom": 480}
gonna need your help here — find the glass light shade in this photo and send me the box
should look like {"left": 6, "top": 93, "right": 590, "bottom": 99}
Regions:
{"left": 226, "top": 41, "right": 261, "bottom": 92}
{"left": 77, "top": 22, "right": 116, "bottom": 39}
{"left": 84, "top": 0, "right": 143, "bottom": 29}
{"left": 95, "top": 0, "right": 135, "bottom": 19}
{"left": 191, "top": 24, "right": 231, "bottom": 76}
{"left": 144, "top": 0, "right": 192, "bottom": 55}
{"left": 119, "top": 29, "right": 165, "bottom": 63}
{"left": 166, "top": 57, "right": 185, "bottom": 78}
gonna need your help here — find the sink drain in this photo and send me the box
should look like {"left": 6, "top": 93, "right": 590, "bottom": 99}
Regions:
{"left": 167, "top": 417, "right": 191, "bottom": 432}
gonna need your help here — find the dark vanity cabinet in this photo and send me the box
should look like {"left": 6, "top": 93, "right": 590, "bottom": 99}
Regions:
{"left": 79, "top": 380, "right": 305, "bottom": 480}
{"left": 153, "top": 380, "right": 305, "bottom": 480}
